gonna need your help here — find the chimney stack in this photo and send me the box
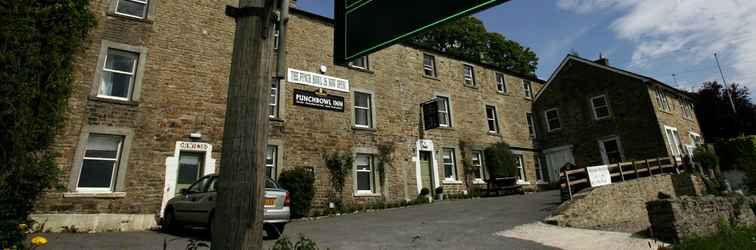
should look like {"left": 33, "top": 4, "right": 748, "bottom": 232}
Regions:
{"left": 594, "top": 54, "right": 609, "bottom": 66}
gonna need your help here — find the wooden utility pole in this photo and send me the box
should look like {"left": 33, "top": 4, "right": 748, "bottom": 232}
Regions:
{"left": 212, "top": 0, "right": 276, "bottom": 249}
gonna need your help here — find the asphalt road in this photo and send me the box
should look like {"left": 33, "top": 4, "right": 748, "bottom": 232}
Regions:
{"left": 41, "top": 190, "right": 561, "bottom": 250}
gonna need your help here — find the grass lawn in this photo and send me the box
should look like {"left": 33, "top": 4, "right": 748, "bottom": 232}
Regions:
{"left": 673, "top": 226, "right": 756, "bottom": 250}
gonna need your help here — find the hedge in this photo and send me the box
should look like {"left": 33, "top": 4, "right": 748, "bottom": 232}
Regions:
{"left": 277, "top": 168, "right": 315, "bottom": 218}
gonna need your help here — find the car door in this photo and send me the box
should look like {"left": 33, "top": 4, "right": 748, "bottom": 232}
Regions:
{"left": 173, "top": 176, "right": 211, "bottom": 224}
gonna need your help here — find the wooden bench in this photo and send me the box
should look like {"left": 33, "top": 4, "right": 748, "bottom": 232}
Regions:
{"left": 485, "top": 177, "right": 524, "bottom": 196}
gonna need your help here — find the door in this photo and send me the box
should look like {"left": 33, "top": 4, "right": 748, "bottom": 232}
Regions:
{"left": 544, "top": 146, "right": 575, "bottom": 183}
{"left": 419, "top": 151, "right": 434, "bottom": 193}
{"left": 176, "top": 152, "right": 205, "bottom": 195}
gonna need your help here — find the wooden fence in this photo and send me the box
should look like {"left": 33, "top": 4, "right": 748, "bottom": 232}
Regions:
{"left": 560, "top": 156, "right": 690, "bottom": 201}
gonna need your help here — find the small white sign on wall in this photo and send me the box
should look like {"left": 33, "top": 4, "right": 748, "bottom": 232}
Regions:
{"left": 587, "top": 165, "right": 612, "bottom": 187}
{"left": 288, "top": 68, "right": 350, "bottom": 92}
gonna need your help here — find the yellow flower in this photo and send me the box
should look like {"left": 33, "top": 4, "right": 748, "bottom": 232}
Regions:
{"left": 18, "top": 224, "right": 28, "bottom": 231}
{"left": 31, "top": 236, "right": 48, "bottom": 246}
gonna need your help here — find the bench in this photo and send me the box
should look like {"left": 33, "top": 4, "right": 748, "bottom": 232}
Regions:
{"left": 485, "top": 176, "right": 524, "bottom": 196}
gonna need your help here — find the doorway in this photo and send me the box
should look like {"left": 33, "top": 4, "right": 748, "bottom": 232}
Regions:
{"left": 175, "top": 152, "right": 205, "bottom": 194}
{"left": 419, "top": 151, "right": 434, "bottom": 193}
{"left": 544, "top": 145, "right": 575, "bottom": 183}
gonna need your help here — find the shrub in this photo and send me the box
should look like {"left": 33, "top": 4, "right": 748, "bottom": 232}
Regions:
{"left": 434, "top": 186, "right": 443, "bottom": 194}
{"left": 484, "top": 142, "right": 516, "bottom": 179}
{"left": 715, "top": 136, "right": 756, "bottom": 191}
{"left": 323, "top": 152, "right": 352, "bottom": 206}
{"left": 693, "top": 147, "right": 719, "bottom": 170}
{"left": 1, "top": 1, "right": 95, "bottom": 248}
{"left": 419, "top": 188, "right": 430, "bottom": 196}
{"left": 277, "top": 168, "right": 315, "bottom": 218}
{"left": 271, "top": 235, "right": 320, "bottom": 250}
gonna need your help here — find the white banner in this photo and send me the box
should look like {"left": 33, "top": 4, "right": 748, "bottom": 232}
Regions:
{"left": 587, "top": 165, "right": 612, "bottom": 187}
{"left": 288, "top": 68, "right": 350, "bottom": 92}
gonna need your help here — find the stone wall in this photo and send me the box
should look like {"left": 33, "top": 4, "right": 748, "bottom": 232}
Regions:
{"left": 647, "top": 195, "right": 756, "bottom": 242}
{"left": 545, "top": 174, "right": 705, "bottom": 233}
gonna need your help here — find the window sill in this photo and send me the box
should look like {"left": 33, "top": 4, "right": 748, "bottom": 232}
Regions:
{"left": 270, "top": 118, "right": 285, "bottom": 127}
{"left": 353, "top": 192, "right": 381, "bottom": 197}
{"left": 64, "top": 192, "right": 127, "bottom": 198}
{"left": 497, "top": 92, "right": 509, "bottom": 96}
{"left": 463, "top": 84, "right": 479, "bottom": 90}
{"left": 523, "top": 97, "right": 533, "bottom": 101}
{"left": 422, "top": 75, "right": 440, "bottom": 81}
{"left": 516, "top": 181, "right": 531, "bottom": 185}
{"left": 594, "top": 116, "right": 612, "bottom": 121}
{"left": 473, "top": 179, "right": 486, "bottom": 185}
{"left": 88, "top": 96, "right": 139, "bottom": 106}
{"left": 106, "top": 12, "right": 153, "bottom": 24}
{"left": 346, "top": 66, "right": 374, "bottom": 74}
{"left": 442, "top": 180, "right": 463, "bottom": 185}
{"left": 436, "top": 126, "right": 454, "bottom": 131}
{"left": 352, "top": 126, "right": 377, "bottom": 132}
{"left": 487, "top": 131, "right": 500, "bottom": 136}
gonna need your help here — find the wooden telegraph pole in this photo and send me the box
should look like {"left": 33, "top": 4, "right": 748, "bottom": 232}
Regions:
{"left": 212, "top": 0, "right": 277, "bottom": 249}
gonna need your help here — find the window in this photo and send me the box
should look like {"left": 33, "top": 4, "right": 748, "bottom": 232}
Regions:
{"left": 599, "top": 137, "right": 624, "bottom": 164}
{"left": 689, "top": 132, "right": 703, "bottom": 146}
{"left": 545, "top": 108, "right": 561, "bottom": 132}
{"left": 266, "top": 145, "right": 278, "bottom": 179}
{"left": 442, "top": 148, "right": 457, "bottom": 181}
{"left": 353, "top": 92, "right": 373, "bottom": 128}
{"left": 355, "top": 154, "right": 374, "bottom": 193}
{"left": 513, "top": 154, "right": 526, "bottom": 182}
{"left": 496, "top": 73, "right": 507, "bottom": 93}
{"left": 437, "top": 96, "right": 451, "bottom": 127}
{"left": 534, "top": 155, "right": 545, "bottom": 183}
{"left": 655, "top": 88, "right": 671, "bottom": 112}
{"left": 682, "top": 101, "right": 695, "bottom": 120}
{"left": 269, "top": 80, "right": 279, "bottom": 118}
{"left": 115, "top": 0, "right": 149, "bottom": 19}
{"left": 664, "top": 126, "right": 683, "bottom": 156}
{"left": 472, "top": 151, "right": 485, "bottom": 181}
{"left": 463, "top": 65, "right": 475, "bottom": 86}
{"left": 526, "top": 113, "right": 536, "bottom": 138}
{"left": 348, "top": 56, "right": 369, "bottom": 70}
{"left": 590, "top": 95, "right": 612, "bottom": 120}
{"left": 77, "top": 134, "right": 124, "bottom": 192}
{"left": 423, "top": 54, "right": 436, "bottom": 77}
{"left": 485, "top": 105, "right": 499, "bottom": 133}
{"left": 99, "top": 49, "right": 139, "bottom": 100}
{"left": 523, "top": 80, "right": 533, "bottom": 98}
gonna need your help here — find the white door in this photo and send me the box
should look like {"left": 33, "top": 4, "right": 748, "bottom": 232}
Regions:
{"left": 544, "top": 145, "right": 575, "bottom": 183}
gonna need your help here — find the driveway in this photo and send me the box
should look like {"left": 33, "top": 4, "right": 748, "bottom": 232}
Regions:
{"left": 41, "top": 191, "right": 561, "bottom": 250}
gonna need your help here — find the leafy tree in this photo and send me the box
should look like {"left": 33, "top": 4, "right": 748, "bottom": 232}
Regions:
{"left": 410, "top": 16, "right": 538, "bottom": 76}
{"left": 483, "top": 142, "right": 516, "bottom": 179}
{"left": 0, "top": 0, "right": 95, "bottom": 247}
{"left": 693, "top": 81, "right": 756, "bottom": 142}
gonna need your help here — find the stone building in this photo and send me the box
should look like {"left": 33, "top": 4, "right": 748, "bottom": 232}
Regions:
{"left": 533, "top": 55, "right": 703, "bottom": 182}
{"left": 32, "top": 1, "right": 547, "bottom": 232}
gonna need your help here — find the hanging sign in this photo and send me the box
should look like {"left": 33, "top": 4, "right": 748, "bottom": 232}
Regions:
{"left": 288, "top": 68, "right": 350, "bottom": 92}
{"left": 293, "top": 89, "right": 345, "bottom": 112}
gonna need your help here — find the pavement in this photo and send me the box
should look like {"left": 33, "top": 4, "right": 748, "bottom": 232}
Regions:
{"left": 498, "top": 222, "right": 669, "bottom": 250}
{"left": 39, "top": 191, "right": 569, "bottom": 249}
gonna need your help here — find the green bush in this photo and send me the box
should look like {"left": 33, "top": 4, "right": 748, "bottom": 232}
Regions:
{"left": 1, "top": 1, "right": 95, "bottom": 248}
{"left": 483, "top": 142, "right": 516, "bottom": 179}
{"left": 693, "top": 146, "right": 719, "bottom": 170}
{"left": 323, "top": 152, "right": 352, "bottom": 205}
{"left": 271, "top": 235, "right": 320, "bottom": 250}
{"left": 673, "top": 225, "right": 756, "bottom": 250}
{"left": 277, "top": 168, "right": 315, "bottom": 218}
{"left": 715, "top": 136, "right": 756, "bottom": 190}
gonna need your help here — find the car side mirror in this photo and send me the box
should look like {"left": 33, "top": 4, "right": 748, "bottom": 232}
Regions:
{"left": 180, "top": 188, "right": 189, "bottom": 195}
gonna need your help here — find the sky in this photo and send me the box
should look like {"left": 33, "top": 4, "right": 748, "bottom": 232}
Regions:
{"left": 295, "top": 0, "right": 756, "bottom": 97}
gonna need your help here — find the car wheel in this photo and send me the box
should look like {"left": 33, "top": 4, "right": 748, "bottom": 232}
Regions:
{"left": 265, "top": 223, "right": 285, "bottom": 239}
{"left": 162, "top": 207, "right": 178, "bottom": 233}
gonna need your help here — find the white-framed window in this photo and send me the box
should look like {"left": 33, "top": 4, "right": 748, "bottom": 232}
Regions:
{"left": 355, "top": 154, "right": 375, "bottom": 194}
{"left": 655, "top": 88, "right": 671, "bottom": 112}
{"left": 463, "top": 64, "right": 475, "bottom": 86}
{"left": 115, "top": 0, "right": 149, "bottom": 19}
{"left": 513, "top": 154, "right": 526, "bottom": 182}
{"left": 269, "top": 80, "right": 279, "bottom": 118}
{"left": 664, "top": 126, "right": 683, "bottom": 156}
{"left": 437, "top": 96, "right": 451, "bottom": 127}
{"left": 496, "top": 73, "right": 507, "bottom": 93}
{"left": 265, "top": 145, "right": 278, "bottom": 179}
{"left": 353, "top": 92, "right": 373, "bottom": 128}
{"left": 689, "top": 132, "right": 703, "bottom": 146}
{"left": 534, "top": 155, "right": 546, "bottom": 183}
{"left": 472, "top": 150, "right": 485, "bottom": 182}
{"left": 526, "top": 113, "right": 536, "bottom": 138}
{"left": 682, "top": 101, "right": 695, "bottom": 120}
{"left": 423, "top": 54, "right": 436, "bottom": 77}
{"left": 77, "top": 134, "right": 124, "bottom": 192}
{"left": 598, "top": 137, "right": 624, "bottom": 164}
{"left": 523, "top": 80, "right": 533, "bottom": 98}
{"left": 590, "top": 95, "right": 612, "bottom": 120}
{"left": 99, "top": 49, "right": 139, "bottom": 101}
{"left": 545, "top": 108, "right": 561, "bottom": 132}
{"left": 442, "top": 148, "right": 457, "bottom": 181}
{"left": 348, "top": 56, "right": 369, "bottom": 70}
{"left": 485, "top": 105, "right": 499, "bottom": 133}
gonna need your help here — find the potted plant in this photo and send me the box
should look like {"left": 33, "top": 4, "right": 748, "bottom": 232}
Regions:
{"left": 435, "top": 186, "right": 444, "bottom": 200}
{"left": 419, "top": 187, "right": 431, "bottom": 203}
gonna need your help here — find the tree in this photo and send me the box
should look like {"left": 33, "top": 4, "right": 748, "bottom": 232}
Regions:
{"left": 483, "top": 142, "right": 517, "bottom": 179}
{"left": 410, "top": 16, "right": 538, "bottom": 76}
{"left": 1, "top": 0, "right": 94, "bottom": 247}
{"left": 693, "top": 81, "right": 756, "bottom": 142}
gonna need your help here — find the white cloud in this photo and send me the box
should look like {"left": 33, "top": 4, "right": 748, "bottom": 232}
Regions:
{"left": 558, "top": 0, "right": 756, "bottom": 92}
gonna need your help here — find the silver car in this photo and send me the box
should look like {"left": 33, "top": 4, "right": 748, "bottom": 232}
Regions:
{"left": 162, "top": 174, "right": 290, "bottom": 238}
